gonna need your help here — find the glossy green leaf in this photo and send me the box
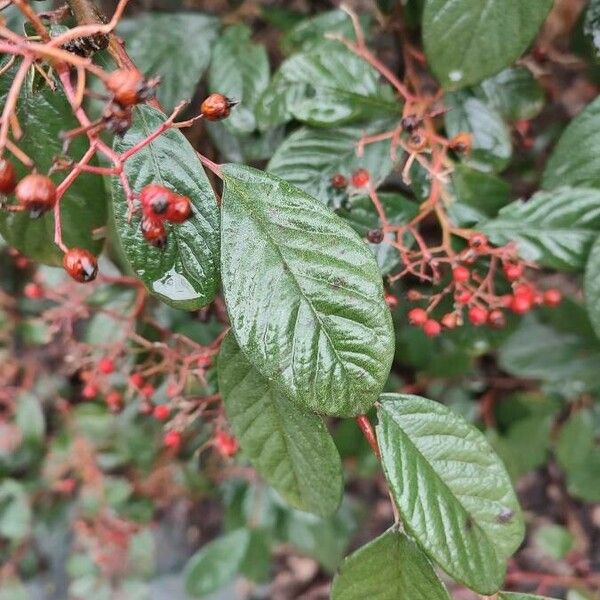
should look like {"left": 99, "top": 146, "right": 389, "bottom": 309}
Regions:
{"left": 481, "top": 187, "right": 600, "bottom": 270}
{"left": 584, "top": 235, "right": 600, "bottom": 339}
{"left": 184, "top": 528, "right": 250, "bottom": 597}
{"left": 267, "top": 121, "right": 397, "bottom": 205}
{"left": 220, "top": 164, "right": 394, "bottom": 417}
{"left": 475, "top": 67, "right": 545, "bottom": 122}
{"left": 0, "top": 74, "right": 107, "bottom": 266}
{"left": 218, "top": 333, "right": 343, "bottom": 516}
{"left": 112, "top": 105, "right": 220, "bottom": 310}
{"left": 499, "top": 593, "right": 560, "bottom": 600}
{"left": 239, "top": 528, "right": 270, "bottom": 584}
{"left": 118, "top": 13, "right": 219, "bottom": 110}
{"left": 423, "top": 0, "right": 553, "bottom": 89}
{"left": 376, "top": 393, "right": 524, "bottom": 594}
{"left": 543, "top": 96, "right": 600, "bottom": 189}
{"left": 445, "top": 92, "right": 512, "bottom": 172}
{"left": 209, "top": 24, "right": 270, "bottom": 135}
{"left": 256, "top": 41, "right": 399, "bottom": 129}
{"left": 534, "top": 524, "right": 574, "bottom": 560}
{"left": 331, "top": 528, "right": 450, "bottom": 600}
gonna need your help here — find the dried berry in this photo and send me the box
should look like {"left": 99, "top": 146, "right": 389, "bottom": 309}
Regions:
{"left": 200, "top": 93, "right": 235, "bottom": 120}
{"left": 449, "top": 132, "right": 472, "bottom": 154}
{"left": 330, "top": 174, "right": 348, "bottom": 189}
{"left": 468, "top": 232, "right": 488, "bottom": 252}
{"left": 63, "top": 248, "right": 98, "bottom": 283}
{"left": 367, "top": 228, "right": 384, "bottom": 244}
{"left": 15, "top": 174, "right": 57, "bottom": 217}
{"left": 105, "top": 69, "right": 152, "bottom": 107}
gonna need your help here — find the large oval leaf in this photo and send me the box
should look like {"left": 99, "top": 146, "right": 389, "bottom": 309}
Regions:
{"left": 267, "top": 121, "right": 396, "bottom": 205}
{"left": 331, "top": 529, "right": 451, "bottom": 600}
{"left": 218, "top": 333, "right": 343, "bottom": 516}
{"left": 543, "top": 95, "right": 600, "bottom": 190}
{"left": 112, "top": 106, "right": 220, "bottom": 310}
{"left": 0, "top": 74, "right": 106, "bottom": 266}
{"left": 423, "top": 0, "right": 553, "bottom": 90}
{"left": 481, "top": 187, "right": 600, "bottom": 271}
{"left": 584, "top": 235, "right": 600, "bottom": 341}
{"left": 220, "top": 164, "right": 394, "bottom": 417}
{"left": 376, "top": 393, "right": 524, "bottom": 594}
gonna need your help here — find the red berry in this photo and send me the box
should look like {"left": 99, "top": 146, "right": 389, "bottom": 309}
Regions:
{"left": 215, "top": 430, "right": 239, "bottom": 457}
{"left": 200, "top": 93, "right": 234, "bottom": 120}
{"left": 141, "top": 216, "right": 167, "bottom": 249}
{"left": 408, "top": 308, "right": 428, "bottom": 326}
{"left": 468, "top": 306, "right": 488, "bottom": 326}
{"left": 488, "top": 309, "right": 506, "bottom": 329}
{"left": 54, "top": 478, "right": 77, "bottom": 495}
{"left": 0, "top": 158, "right": 16, "bottom": 194}
{"left": 24, "top": 282, "right": 44, "bottom": 299}
{"left": 141, "top": 384, "right": 155, "bottom": 399}
{"left": 129, "top": 373, "right": 145, "bottom": 389}
{"left": 503, "top": 262, "right": 524, "bottom": 281}
{"left": 153, "top": 404, "right": 170, "bottom": 421}
{"left": 468, "top": 233, "right": 488, "bottom": 252}
{"left": 196, "top": 354, "right": 212, "bottom": 369}
{"left": 82, "top": 383, "right": 98, "bottom": 399}
{"left": 105, "top": 391, "right": 123, "bottom": 412}
{"left": 351, "top": 168, "right": 370, "bottom": 187}
{"left": 163, "top": 431, "right": 182, "bottom": 451}
{"left": 166, "top": 383, "right": 179, "bottom": 398}
{"left": 98, "top": 357, "right": 114, "bottom": 375}
{"left": 407, "top": 289, "right": 423, "bottom": 301}
{"left": 441, "top": 313, "right": 458, "bottom": 329}
{"left": 106, "top": 69, "right": 150, "bottom": 107}
{"left": 543, "top": 289, "right": 561, "bottom": 307}
{"left": 452, "top": 266, "right": 470, "bottom": 284}
{"left": 140, "top": 184, "right": 171, "bottom": 217}
{"left": 63, "top": 248, "right": 98, "bottom": 283}
{"left": 15, "top": 174, "right": 57, "bottom": 217}
{"left": 330, "top": 174, "right": 347, "bottom": 189}
{"left": 385, "top": 293, "right": 399, "bottom": 310}
{"left": 423, "top": 319, "right": 441, "bottom": 337}
{"left": 514, "top": 283, "right": 535, "bottom": 303}
{"left": 164, "top": 195, "right": 192, "bottom": 223}
{"left": 510, "top": 294, "right": 532, "bottom": 314}
{"left": 455, "top": 290, "right": 471, "bottom": 304}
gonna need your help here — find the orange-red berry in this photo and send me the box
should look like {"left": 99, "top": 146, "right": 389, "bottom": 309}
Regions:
{"left": 0, "top": 158, "right": 16, "bottom": 194}
{"left": 448, "top": 132, "right": 472, "bottom": 154}
{"left": 141, "top": 216, "right": 167, "bottom": 249}
{"left": 63, "top": 248, "right": 98, "bottom": 283}
{"left": 129, "top": 373, "right": 145, "bottom": 389}
{"left": 543, "top": 288, "right": 561, "bottom": 307}
{"left": 153, "top": 404, "right": 170, "bottom": 421}
{"left": 215, "top": 430, "right": 239, "bottom": 457}
{"left": 165, "top": 195, "right": 192, "bottom": 223}
{"left": 455, "top": 290, "right": 472, "bottom": 304}
{"left": 163, "top": 431, "right": 182, "bottom": 451}
{"left": 468, "top": 306, "right": 488, "bottom": 326}
{"left": 140, "top": 184, "right": 172, "bottom": 217}
{"left": 351, "top": 168, "right": 370, "bottom": 188}
{"left": 82, "top": 383, "right": 98, "bottom": 399}
{"left": 15, "top": 174, "right": 57, "bottom": 217}
{"left": 441, "top": 313, "right": 458, "bottom": 329}
{"left": 408, "top": 308, "right": 428, "bottom": 326}
{"left": 98, "top": 357, "right": 114, "bottom": 375}
{"left": 503, "top": 262, "right": 524, "bottom": 281}
{"left": 200, "top": 93, "right": 234, "bottom": 120}
{"left": 510, "top": 294, "right": 532, "bottom": 314}
{"left": 106, "top": 69, "right": 150, "bottom": 107}
{"left": 385, "top": 293, "right": 399, "bottom": 310}
{"left": 423, "top": 319, "right": 441, "bottom": 337}
{"left": 452, "top": 266, "right": 470, "bottom": 284}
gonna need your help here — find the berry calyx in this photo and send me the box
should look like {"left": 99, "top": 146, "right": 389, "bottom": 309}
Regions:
{"left": 215, "top": 430, "right": 239, "bottom": 457}
{"left": 408, "top": 307, "right": 428, "bottom": 326}
{"left": 385, "top": 292, "right": 399, "bottom": 310}
{"left": 63, "top": 248, "right": 98, "bottom": 283}
{"left": 367, "top": 228, "right": 384, "bottom": 244}
{"left": 468, "top": 233, "right": 488, "bottom": 252}
{"left": 468, "top": 306, "right": 488, "bottom": 326}
{"left": 543, "top": 289, "right": 561, "bottom": 307}
{"left": 423, "top": 319, "right": 441, "bottom": 337}
{"left": 24, "top": 282, "right": 44, "bottom": 299}
{"left": 140, "top": 184, "right": 171, "bottom": 217}
{"left": 141, "top": 216, "right": 167, "bottom": 249}
{"left": 351, "top": 168, "right": 370, "bottom": 188}
{"left": 0, "top": 158, "right": 16, "bottom": 194}
{"left": 15, "top": 174, "right": 57, "bottom": 217}
{"left": 200, "top": 93, "right": 235, "bottom": 120}
{"left": 105, "top": 69, "right": 152, "bottom": 107}
{"left": 503, "top": 262, "right": 524, "bottom": 281}
{"left": 163, "top": 431, "right": 182, "bottom": 451}
{"left": 509, "top": 294, "right": 532, "bottom": 314}
{"left": 330, "top": 174, "right": 347, "bottom": 189}
{"left": 488, "top": 309, "right": 506, "bottom": 329}
{"left": 153, "top": 405, "right": 170, "bottom": 421}
{"left": 164, "top": 195, "right": 192, "bottom": 223}
{"left": 452, "top": 266, "right": 470, "bottom": 284}
{"left": 98, "top": 357, "right": 114, "bottom": 375}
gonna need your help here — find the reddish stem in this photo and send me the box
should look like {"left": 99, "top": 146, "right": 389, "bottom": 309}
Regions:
{"left": 356, "top": 415, "right": 381, "bottom": 459}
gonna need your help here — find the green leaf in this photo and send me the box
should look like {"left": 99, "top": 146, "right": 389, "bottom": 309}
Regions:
{"left": 423, "top": 0, "right": 553, "bottom": 90}
{"left": 184, "top": 528, "right": 250, "bottom": 597}
{"left": 14, "top": 393, "right": 44, "bottom": 444}
{"left": 0, "top": 480, "right": 32, "bottom": 541}
{"left": 584, "top": 0, "right": 600, "bottom": 56}
{"left": 218, "top": 333, "right": 343, "bottom": 516}
{"left": 239, "top": 528, "right": 270, "bottom": 584}
{"left": 220, "top": 164, "right": 394, "bottom": 417}
{"left": 0, "top": 577, "right": 29, "bottom": 600}
{"left": 256, "top": 41, "right": 399, "bottom": 129}
{"left": 0, "top": 75, "right": 107, "bottom": 266}
{"left": 474, "top": 67, "right": 545, "bottom": 122}
{"left": 209, "top": 24, "right": 270, "bottom": 135}
{"left": 499, "top": 593, "right": 560, "bottom": 600}
{"left": 584, "top": 235, "right": 600, "bottom": 339}
{"left": 376, "top": 394, "right": 524, "bottom": 594}
{"left": 118, "top": 13, "right": 219, "bottom": 110}
{"left": 331, "top": 528, "right": 450, "bottom": 600}
{"left": 543, "top": 96, "right": 600, "bottom": 190}
{"left": 481, "top": 187, "right": 600, "bottom": 270}
{"left": 534, "top": 524, "right": 574, "bottom": 560}
{"left": 112, "top": 105, "right": 220, "bottom": 310}
{"left": 445, "top": 92, "right": 512, "bottom": 172}
{"left": 267, "top": 121, "right": 397, "bottom": 205}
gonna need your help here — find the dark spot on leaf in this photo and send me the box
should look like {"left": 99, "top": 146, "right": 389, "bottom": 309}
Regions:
{"left": 465, "top": 515, "right": 474, "bottom": 531}
{"left": 496, "top": 508, "right": 514, "bottom": 524}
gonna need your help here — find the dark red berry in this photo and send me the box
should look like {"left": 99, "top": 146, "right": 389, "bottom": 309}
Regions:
{"left": 351, "top": 168, "right": 370, "bottom": 187}
{"left": 367, "top": 228, "right": 384, "bottom": 244}
{"left": 165, "top": 195, "right": 192, "bottom": 223}
{"left": 153, "top": 405, "right": 170, "bottom": 421}
{"left": 200, "top": 93, "right": 234, "bottom": 120}
{"left": 140, "top": 184, "right": 171, "bottom": 217}
{"left": 0, "top": 158, "right": 16, "bottom": 194}
{"left": 15, "top": 174, "right": 57, "bottom": 217}
{"left": 468, "top": 233, "right": 488, "bottom": 252}
{"left": 543, "top": 288, "right": 561, "bottom": 307}
{"left": 141, "top": 216, "right": 167, "bottom": 249}
{"left": 423, "top": 319, "right": 441, "bottom": 337}
{"left": 163, "top": 431, "right": 181, "bottom": 451}
{"left": 488, "top": 309, "right": 506, "bottom": 329}
{"left": 385, "top": 293, "right": 399, "bottom": 310}
{"left": 63, "top": 248, "right": 98, "bottom": 283}
{"left": 408, "top": 308, "right": 428, "bottom": 326}
{"left": 452, "top": 266, "right": 470, "bottom": 284}
{"left": 98, "top": 357, "right": 114, "bottom": 375}
{"left": 105, "top": 69, "right": 151, "bottom": 107}
{"left": 330, "top": 174, "right": 347, "bottom": 189}
{"left": 503, "top": 262, "right": 524, "bottom": 281}
{"left": 468, "top": 306, "right": 488, "bottom": 326}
